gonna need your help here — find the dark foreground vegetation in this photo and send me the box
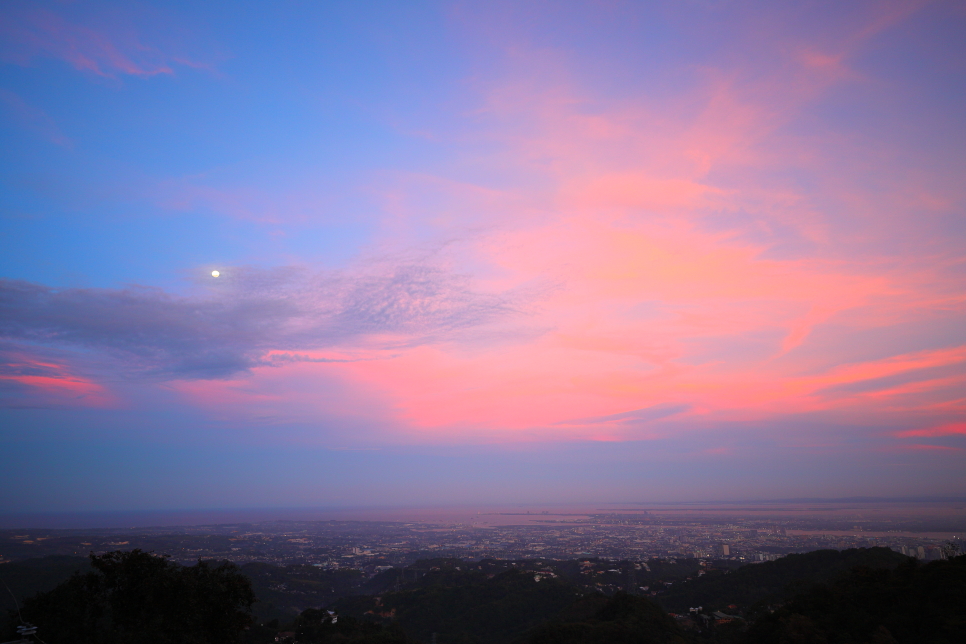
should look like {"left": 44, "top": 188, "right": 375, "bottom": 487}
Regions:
{"left": 2, "top": 548, "right": 964, "bottom": 643}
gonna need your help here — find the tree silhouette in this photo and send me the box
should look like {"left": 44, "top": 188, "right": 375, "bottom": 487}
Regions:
{"left": 4, "top": 549, "right": 255, "bottom": 644}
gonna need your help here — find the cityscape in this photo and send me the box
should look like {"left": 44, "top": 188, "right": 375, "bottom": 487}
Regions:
{"left": 3, "top": 500, "right": 961, "bottom": 636}
{"left": 5, "top": 503, "right": 961, "bottom": 568}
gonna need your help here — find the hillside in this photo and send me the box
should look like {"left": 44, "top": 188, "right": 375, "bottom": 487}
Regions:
{"left": 657, "top": 547, "right": 910, "bottom": 613}
{"left": 333, "top": 567, "right": 584, "bottom": 644}
{"left": 6, "top": 549, "right": 965, "bottom": 643}
{"left": 744, "top": 552, "right": 966, "bottom": 643}
{"left": 0, "top": 555, "right": 91, "bottom": 613}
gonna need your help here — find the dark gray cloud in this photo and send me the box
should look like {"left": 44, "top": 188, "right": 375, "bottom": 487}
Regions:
{"left": 0, "top": 263, "right": 517, "bottom": 379}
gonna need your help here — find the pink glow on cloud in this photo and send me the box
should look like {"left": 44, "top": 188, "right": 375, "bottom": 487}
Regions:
{"left": 0, "top": 354, "right": 115, "bottom": 408}
{"left": 6, "top": 1, "right": 957, "bottom": 463}
{"left": 151, "top": 2, "right": 965, "bottom": 452}
{"left": 894, "top": 423, "right": 966, "bottom": 438}
{"left": 1, "top": 0, "right": 964, "bottom": 515}
{"left": 166, "top": 354, "right": 404, "bottom": 447}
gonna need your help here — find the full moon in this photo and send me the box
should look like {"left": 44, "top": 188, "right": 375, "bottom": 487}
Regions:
{"left": 211, "top": 270, "right": 220, "bottom": 277}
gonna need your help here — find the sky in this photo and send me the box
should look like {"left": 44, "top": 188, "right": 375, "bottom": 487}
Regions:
{"left": 1, "top": 0, "right": 964, "bottom": 516}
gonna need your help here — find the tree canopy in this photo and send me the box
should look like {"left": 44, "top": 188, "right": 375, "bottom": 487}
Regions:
{"left": 3, "top": 549, "right": 255, "bottom": 644}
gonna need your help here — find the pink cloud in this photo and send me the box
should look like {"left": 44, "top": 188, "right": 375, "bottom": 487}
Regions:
{"left": 0, "top": 354, "right": 116, "bottom": 408}
{"left": 894, "top": 423, "right": 966, "bottom": 438}
{"left": 157, "top": 2, "right": 964, "bottom": 449}
{"left": 886, "top": 444, "right": 965, "bottom": 453}
{"left": 165, "top": 353, "right": 404, "bottom": 447}
{"left": 0, "top": 4, "right": 208, "bottom": 78}
{"left": 6, "top": 1, "right": 960, "bottom": 458}
{"left": 295, "top": 3, "right": 963, "bottom": 445}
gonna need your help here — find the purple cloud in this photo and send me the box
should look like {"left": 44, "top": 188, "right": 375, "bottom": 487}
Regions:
{"left": 0, "top": 263, "right": 518, "bottom": 380}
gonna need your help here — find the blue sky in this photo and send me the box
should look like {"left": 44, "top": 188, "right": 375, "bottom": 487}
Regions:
{"left": 1, "top": 0, "right": 964, "bottom": 516}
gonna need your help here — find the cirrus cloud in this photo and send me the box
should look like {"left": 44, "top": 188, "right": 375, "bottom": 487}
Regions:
{"left": 0, "top": 261, "right": 522, "bottom": 384}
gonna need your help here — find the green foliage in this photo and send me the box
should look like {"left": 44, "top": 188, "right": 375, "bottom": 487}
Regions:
{"left": 3, "top": 549, "right": 255, "bottom": 644}
{"left": 522, "top": 591, "right": 692, "bottom": 644}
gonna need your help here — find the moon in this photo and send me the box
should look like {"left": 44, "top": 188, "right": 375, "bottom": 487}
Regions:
{"left": 211, "top": 270, "right": 220, "bottom": 277}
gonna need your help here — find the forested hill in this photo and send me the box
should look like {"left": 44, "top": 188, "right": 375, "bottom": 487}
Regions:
{"left": 657, "top": 547, "right": 909, "bottom": 613}
{"left": 0, "top": 555, "right": 91, "bottom": 613}
{"left": 331, "top": 567, "right": 583, "bottom": 644}
{"left": 4, "top": 548, "right": 966, "bottom": 643}
{"left": 742, "top": 550, "right": 966, "bottom": 643}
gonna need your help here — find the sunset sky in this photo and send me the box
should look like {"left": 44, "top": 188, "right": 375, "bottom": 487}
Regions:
{"left": 1, "top": 0, "right": 964, "bottom": 515}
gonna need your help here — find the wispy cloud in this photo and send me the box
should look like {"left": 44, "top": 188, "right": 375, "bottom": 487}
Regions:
{"left": 894, "top": 423, "right": 966, "bottom": 439}
{"left": 0, "top": 89, "right": 71, "bottom": 147}
{"left": 556, "top": 403, "right": 691, "bottom": 426}
{"left": 0, "top": 2, "right": 208, "bottom": 78}
{"left": 0, "top": 345, "right": 115, "bottom": 408}
{"left": 0, "top": 262, "right": 519, "bottom": 382}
